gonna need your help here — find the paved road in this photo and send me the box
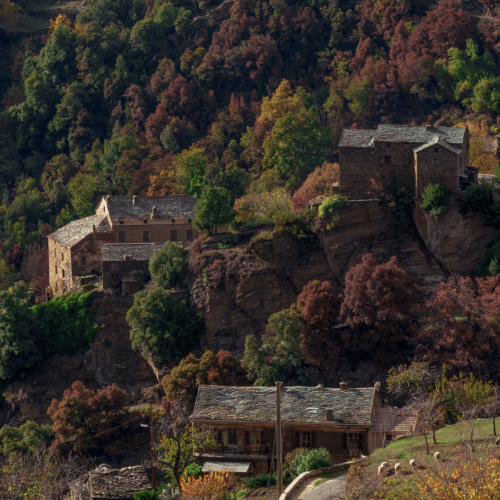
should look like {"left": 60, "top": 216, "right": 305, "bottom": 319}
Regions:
{"left": 301, "top": 475, "right": 347, "bottom": 500}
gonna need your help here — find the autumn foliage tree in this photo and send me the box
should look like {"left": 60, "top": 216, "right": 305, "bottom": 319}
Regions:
{"left": 340, "top": 254, "right": 424, "bottom": 364}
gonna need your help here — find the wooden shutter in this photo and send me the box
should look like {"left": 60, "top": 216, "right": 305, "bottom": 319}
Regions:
{"left": 295, "top": 431, "right": 300, "bottom": 448}
{"left": 311, "top": 432, "right": 316, "bottom": 449}
{"left": 245, "top": 430, "right": 250, "bottom": 446}
{"left": 343, "top": 433, "right": 347, "bottom": 450}
{"left": 359, "top": 433, "right": 363, "bottom": 451}
{"left": 217, "top": 430, "right": 223, "bottom": 445}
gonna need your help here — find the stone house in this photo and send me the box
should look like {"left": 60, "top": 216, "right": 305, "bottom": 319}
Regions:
{"left": 190, "top": 383, "right": 391, "bottom": 476}
{"left": 370, "top": 408, "right": 418, "bottom": 450}
{"left": 48, "top": 195, "right": 201, "bottom": 296}
{"left": 101, "top": 242, "right": 165, "bottom": 293}
{"left": 338, "top": 124, "right": 477, "bottom": 200}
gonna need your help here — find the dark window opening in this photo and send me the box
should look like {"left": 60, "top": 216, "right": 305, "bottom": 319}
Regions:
{"left": 119, "top": 221, "right": 123, "bottom": 224}
{"left": 301, "top": 431, "right": 311, "bottom": 448}
{"left": 171, "top": 219, "right": 175, "bottom": 223}
{"left": 61, "top": 252, "right": 64, "bottom": 261}
{"left": 434, "top": 148, "right": 439, "bottom": 153}
{"left": 188, "top": 219, "right": 192, "bottom": 223}
{"left": 170, "top": 229, "right": 177, "bottom": 242}
{"left": 119, "top": 230, "right": 125, "bottom": 242}
{"left": 143, "top": 230, "right": 150, "bottom": 242}
{"left": 55, "top": 265, "right": 58, "bottom": 275}
{"left": 54, "top": 248, "right": 56, "bottom": 257}
{"left": 186, "top": 229, "right": 193, "bottom": 242}
{"left": 81, "top": 257, "right": 87, "bottom": 266}
{"left": 144, "top": 220, "right": 148, "bottom": 224}
{"left": 228, "top": 429, "right": 238, "bottom": 445}
{"left": 348, "top": 433, "right": 359, "bottom": 452}
{"left": 62, "top": 269, "right": 65, "bottom": 278}
{"left": 384, "top": 156, "right": 391, "bottom": 164}
{"left": 387, "top": 143, "right": 391, "bottom": 147}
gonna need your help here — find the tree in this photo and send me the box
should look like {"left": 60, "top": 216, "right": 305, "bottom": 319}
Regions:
{"left": 0, "top": 421, "right": 53, "bottom": 456}
{"left": 297, "top": 280, "right": 343, "bottom": 369}
{"left": 339, "top": 254, "right": 423, "bottom": 364}
{"left": 127, "top": 288, "right": 205, "bottom": 364}
{"left": 486, "top": 385, "right": 500, "bottom": 436}
{"left": 235, "top": 187, "right": 292, "bottom": 224}
{"left": 162, "top": 350, "right": 246, "bottom": 408}
{"left": 193, "top": 186, "right": 235, "bottom": 235}
{"left": 0, "top": 282, "right": 40, "bottom": 381}
{"left": 149, "top": 241, "right": 185, "bottom": 289}
{"left": 420, "top": 182, "right": 451, "bottom": 215}
{"left": 242, "top": 308, "right": 304, "bottom": 386}
{"left": 157, "top": 400, "right": 215, "bottom": 489}
{"left": 47, "top": 380, "right": 130, "bottom": 456}
{"left": 417, "top": 275, "right": 500, "bottom": 370}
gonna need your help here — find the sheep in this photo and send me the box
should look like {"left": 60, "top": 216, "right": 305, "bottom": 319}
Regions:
{"left": 496, "top": 436, "right": 500, "bottom": 446}
{"left": 434, "top": 451, "right": 441, "bottom": 462}
{"left": 378, "top": 464, "right": 387, "bottom": 477}
{"left": 381, "top": 461, "right": 390, "bottom": 468}
{"left": 409, "top": 459, "right": 417, "bottom": 471}
{"left": 394, "top": 463, "right": 401, "bottom": 475}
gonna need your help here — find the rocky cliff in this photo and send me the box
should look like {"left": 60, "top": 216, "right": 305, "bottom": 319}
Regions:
{"left": 1, "top": 200, "right": 496, "bottom": 425}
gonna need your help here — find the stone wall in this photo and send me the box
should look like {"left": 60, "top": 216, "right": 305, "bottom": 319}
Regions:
{"left": 110, "top": 221, "right": 200, "bottom": 246}
{"left": 102, "top": 259, "right": 151, "bottom": 290}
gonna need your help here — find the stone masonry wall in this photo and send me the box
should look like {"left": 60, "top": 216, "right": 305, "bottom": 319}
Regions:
{"left": 102, "top": 259, "right": 151, "bottom": 290}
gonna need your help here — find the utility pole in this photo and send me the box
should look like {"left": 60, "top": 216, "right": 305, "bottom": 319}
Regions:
{"left": 150, "top": 403, "right": 155, "bottom": 489}
{"left": 276, "top": 381, "right": 283, "bottom": 496}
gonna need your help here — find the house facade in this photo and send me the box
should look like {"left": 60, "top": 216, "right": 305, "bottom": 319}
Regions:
{"left": 190, "top": 383, "right": 388, "bottom": 476}
{"left": 338, "top": 124, "right": 476, "bottom": 200}
{"left": 47, "top": 195, "right": 201, "bottom": 296}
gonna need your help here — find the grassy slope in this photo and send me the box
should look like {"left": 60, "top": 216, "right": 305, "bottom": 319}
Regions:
{"left": 14, "top": 0, "right": 82, "bottom": 33}
{"left": 359, "top": 419, "right": 497, "bottom": 498}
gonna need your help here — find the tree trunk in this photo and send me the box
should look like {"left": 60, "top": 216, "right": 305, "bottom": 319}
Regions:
{"left": 469, "top": 422, "right": 475, "bottom": 454}
{"left": 432, "top": 425, "right": 437, "bottom": 444}
{"left": 174, "top": 440, "right": 182, "bottom": 490}
{"left": 424, "top": 433, "right": 429, "bottom": 454}
{"left": 494, "top": 416, "right": 497, "bottom": 436}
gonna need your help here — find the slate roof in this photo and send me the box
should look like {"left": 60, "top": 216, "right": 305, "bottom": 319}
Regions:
{"left": 413, "top": 136, "right": 462, "bottom": 155}
{"left": 203, "top": 461, "right": 252, "bottom": 473}
{"left": 371, "top": 408, "right": 417, "bottom": 434}
{"left": 48, "top": 214, "right": 111, "bottom": 249}
{"left": 103, "top": 195, "right": 197, "bottom": 221}
{"left": 88, "top": 465, "right": 151, "bottom": 499}
{"left": 339, "top": 125, "right": 466, "bottom": 148}
{"left": 191, "top": 386, "right": 376, "bottom": 426}
{"left": 101, "top": 243, "right": 165, "bottom": 262}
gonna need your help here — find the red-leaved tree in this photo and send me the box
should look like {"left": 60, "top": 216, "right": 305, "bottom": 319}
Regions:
{"left": 339, "top": 253, "right": 424, "bottom": 363}
{"left": 417, "top": 275, "right": 500, "bottom": 371}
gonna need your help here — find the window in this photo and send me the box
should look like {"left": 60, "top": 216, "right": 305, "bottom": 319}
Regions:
{"left": 119, "top": 230, "right": 125, "bottom": 242}
{"left": 55, "top": 265, "right": 58, "bottom": 275}
{"left": 143, "top": 230, "right": 150, "bottom": 242}
{"left": 144, "top": 220, "right": 148, "bottom": 224}
{"left": 228, "top": 429, "right": 238, "bottom": 445}
{"left": 170, "top": 229, "right": 177, "bottom": 242}
{"left": 119, "top": 221, "right": 124, "bottom": 224}
{"left": 188, "top": 219, "right": 192, "bottom": 223}
{"left": 171, "top": 219, "right": 175, "bottom": 223}
{"left": 387, "top": 143, "right": 391, "bottom": 147}
{"left": 250, "top": 430, "right": 261, "bottom": 445}
{"left": 81, "top": 257, "right": 87, "bottom": 266}
{"left": 62, "top": 269, "right": 65, "bottom": 278}
{"left": 61, "top": 252, "right": 64, "bottom": 261}
{"left": 54, "top": 248, "right": 56, "bottom": 257}
{"left": 186, "top": 229, "right": 194, "bottom": 242}
{"left": 301, "top": 431, "right": 311, "bottom": 448}
{"left": 348, "top": 433, "right": 359, "bottom": 451}
{"left": 434, "top": 148, "right": 439, "bottom": 153}
{"left": 384, "top": 156, "right": 391, "bottom": 164}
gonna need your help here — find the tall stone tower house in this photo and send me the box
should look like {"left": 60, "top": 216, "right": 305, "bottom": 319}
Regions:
{"left": 338, "top": 125, "right": 476, "bottom": 200}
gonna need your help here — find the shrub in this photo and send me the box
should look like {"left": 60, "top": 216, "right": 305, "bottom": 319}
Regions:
{"left": 183, "top": 463, "right": 202, "bottom": 479}
{"left": 32, "top": 291, "right": 98, "bottom": 357}
{"left": 285, "top": 447, "right": 332, "bottom": 478}
{"left": 127, "top": 288, "right": 205, "bottom": 363}
{"left": 149, "top": 241, "right": 185, "bottom": 289}
{"left": 0, "top": 421, "right": 53, "bottom": 456}
{"left": 242, "top": 474, "right": 276, "bottom": 488}
{"left": 318, "top": 195, "right": 347, "bottom": 229}
{"left": 134, "top": 485, "right": 168, "bottom": 500}
{"left": 479, "top": 240, "right": 500, "bottom": 276}
{"left": 180, "top": 471, "right": 238, "bottom": 500}
{"left": 235, "top": 187, "right": 292, "bottom": 224}
{"left": 459, "top": 183, "right": 493, "bottom": 214}
{"left": 420, "top": 182, "right": 451, "bottom": 216}
{"left": 273, "top": 209, "right": 312, "bottom": 239}
{"left": 218, "top": 235, "right": 236, "bottom": 249}
{"left": 249, "top": 231, "right": 273, "bottom": 246}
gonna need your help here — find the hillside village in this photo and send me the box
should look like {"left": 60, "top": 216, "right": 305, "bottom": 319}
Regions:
{"left": 3, "top": 0, "right": 500, "bottom": 497}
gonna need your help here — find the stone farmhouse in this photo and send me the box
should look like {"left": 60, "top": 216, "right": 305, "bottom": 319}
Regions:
{"left": 338, "top": 124, "right": 477, "bottom": 200}
{"left": 47, "top": 195, "right": 201, "bottom": 296}
{"left": 190, "top": 383, "right": 416, "bottom": 476}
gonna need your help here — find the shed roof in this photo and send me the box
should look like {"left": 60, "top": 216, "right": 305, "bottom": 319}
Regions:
{"left": 202, "top": 461, "right": 252, "bottom": 473}
{"left": 191, "top": 386, "right": 375, "bottom": 426}
{"left": 101, "top": 243, "right": 165, "bottom": 262}
{"left": 339, "top": 125, "right": 466, "bottom": 149}
{"left": 48, "top": 214, "right": 111, "bottom": 249}
{"left": 88, "top": 465, "right": 151, "bottom": 499}
{"left": 370, "top": 408, "right": 417, "bottom": 434}
{"left": 102, "top": 195, "right": 197, "bottom": 221}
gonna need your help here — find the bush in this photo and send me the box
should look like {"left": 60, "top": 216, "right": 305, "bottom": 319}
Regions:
{"left": 0, "top": 421, "right": 53, "bottom": 456}
{"left": 149, "top": 241, "right": 185, "bottom": 289}
{"left": 134, "top": 485, "right": 168, "bottom": 500}
{"left": 242, "top": 474, "right": 276, "bottom": 488}
{"left": 127, "top": 288, "right": 205, "bottom": 363}
{"left": 459, "top": 183, "right": 493, "bottom": 214}
{"left": 33, "top": 291, "right": 98, "bottom": 356}
{"left": 235, "top": 188, "right": 292, "bottom": 224}
{"left": 184, "top": 463, "right": 203, "bottom": 479}
{"left": 318, "top": 195, "right": 347, "bottom": 229}
{"left": 273, "top": 209, "right": 312, "bottom": 239}
{"left": 218, "top": 235, "right": 236, "bottom": 249}
{"left": 180, "top": 471, "right": 238, "bottom": 500}
{"left": 284, "top": 447, "right": 332, "bottom": 478}
{"left": 479, "top": 240, "right": 500, "bottom": 276}
{"left": 420, "top": 182, "right": 451, "bottom": 216}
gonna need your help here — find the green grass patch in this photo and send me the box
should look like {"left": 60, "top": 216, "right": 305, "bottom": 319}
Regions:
{"left": 234, "top": 491, "right": 248, "bottom": 500}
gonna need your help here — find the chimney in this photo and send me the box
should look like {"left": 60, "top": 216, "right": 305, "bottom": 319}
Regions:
{"left": 151, "top": 206, "right": 158, "bottom": 219}
{"left": 425, "top": 124, "right": 432, "bottom": 132}
{"left": 315, "top": 384, "right": 323, "bottom": 391}
{"left": 340, "top": 382, "right": 347, "bottom": 390}
{"left": 326, "top": 409, "right": 334, "bottom": 421}
{"left": 106, "top": 195, "right": 110, "bottom": 202}
{"left": 374, "top": 381, "right": 381, "bottom": 392}
{"left": 133, "top": 195, "right": 138, "bottom": 206}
